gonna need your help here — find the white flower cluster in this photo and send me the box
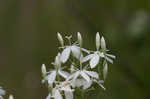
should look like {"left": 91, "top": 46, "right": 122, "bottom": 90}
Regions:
{"left": 0, "top": 87, "right": 14, "bottom": 99}
{"left": 41, "top": 32, "right": 116, "bottom": 99}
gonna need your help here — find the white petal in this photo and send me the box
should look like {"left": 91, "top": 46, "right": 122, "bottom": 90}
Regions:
{"left": 67, "top": 71, "right": 79, "bottom": 81}
{"left": 54, "top": 90, "right": 62, "bottom": 99}
{"left": 105, "top": 56, "right": 113, "bottom": 64}
{"left": 60, "top": 47, "right": 71, "bottom": 63}
{"left": 81, "top": 48, "right": 90, "bottom": 54}
{"left": 65, "top": 91, "right": 73, "bottom": 99}
{"left": 93, "top": 79, "right": 105, "bottom": 90}
{"left": 0, "top": 89, "right": 5, "bottom": 95}
{"left": 47, "top": 71, "right": 56, "bottom": 84}
{"left": 84, "top": 70, "right": 99, "bottom": 79}
{"left": 81, "top": 54, "right": 94, "bottom": 63}
{"left": 106, "top": 54, "right": 116, "bottom": 59}
{"left": 73, "top": 71, "right": 80, "bottom": 81}
{"left": 71, "top": 79, "right": 84, "bottom": 88}
{"left": 55, "top": 53, "right": 61, "bottom": 66}
{"left": 83, "top": 80, "right": 92, "bottom": 90}
{"left": 71, "top": 45, "right": 81, "bottom": 59}
{"left": 80, "top": 71, "right": 90, "bottom": 82}
{"left": 103, "top": 62, "right": 108, "bottom": 80}
{"left": 58, "top": 70, "right": 70, "bottom": 79}
{"left": 46, "top": 94, "right": 51, "bottom": 99}
{"left": 90, "top": 54, "right": 100, "bottom": 68}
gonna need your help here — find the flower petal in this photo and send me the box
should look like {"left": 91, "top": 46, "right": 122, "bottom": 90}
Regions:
{"left": 54, "top": 90, "right": 62, "bottom": 99}
{"left": 106, "top": 54, "right": 116, "bottom": 59}
{"left": 60, "top": 47, "right": 71, "bottom": 63}
{"left": 71, "top": 45, "right": 81, "bottom": 59}
{"left": 47, "top": 71, "right": 56, "bottom": 84}
{"left": 71, "top": 79, "right": 84, "bottom": 88}
{"left": 81, "top": 48, "right": 90, "bottom": 54}
{"left": 58, "top": 70, "right": 70, "bottom": 79}
{"left": 83, "top": 80, "right": 92, "bottom": 90}
{"left": 93, "top": 79, "right": 105, "bottom": 90}
{"left": 67, "top": 71, "right": 79, "bottom": 81}
{"left": 46, "top": 94, "right": 51, "bottom": 99}
{"left": 84, "top": 70, "right": 99, "bottom": 79}
{"left": 80, "top": 71, "right": 90, "bottom": 82}
{"left": 0, "top": 88, "right": 5, "bottom": 96}
{"left": 105, "top": 56, "right": 113, "bottom": 64}
{"left": 65, "top": 91, "right": 73, "bottom": 99}
{"left": 81, "top": 54, "right": 94, "bottom": 63}
{"left": 73, "top": 71, "right": 80, "bottom": 81}
{"left": 90, "top": 54, "right": 100, "bottom": 68}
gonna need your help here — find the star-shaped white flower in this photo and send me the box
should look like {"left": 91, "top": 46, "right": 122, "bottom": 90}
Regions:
{"left": 47, "top": 81, "right": 74, "bottom": 99}
{"left": 81, "top": 36, "right": 115, "bottom": 68}
{"left": 43, "top": 53, "right": 70, "bottom": 85}
{"left": 67, "top": 66, "right": 99, "bottom": 83}
{"left": 60, "top": 44, "right": 90, "bottom": 63}
{"left": 46, "top": 68, "right": 70, "bottom": 85}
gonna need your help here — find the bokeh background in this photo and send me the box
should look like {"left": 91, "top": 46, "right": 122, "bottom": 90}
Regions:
{"left": 0, "top": 0, "right": 150, "bottom": 99}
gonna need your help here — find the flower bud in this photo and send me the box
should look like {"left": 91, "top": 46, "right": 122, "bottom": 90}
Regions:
{"left": 41, "top": 64, "right": 46, "bottom": 77}
{"left": 103, "top": 62, "right": 108, "bottom": 80}
{"left": 9, "top": 95, "right": 14, "bottom": 99}
{"left": 57, "top": 32, "right": 64, "bottom": 47}
{"left": 55, "top": 53, "right": 61, "bottom": 68}
{"left": 96, "top": 32, "right": 100, "bottom": 50}
{"left": 77, "top": 32, "right": 82, "bottom": 47}
{"left": 101, "top": 36, "right": 106, "bottom": 51}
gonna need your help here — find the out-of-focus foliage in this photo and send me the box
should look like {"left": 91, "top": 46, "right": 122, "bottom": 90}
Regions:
{"left": 0, "top": 0, "right": 150, "bottom": 99}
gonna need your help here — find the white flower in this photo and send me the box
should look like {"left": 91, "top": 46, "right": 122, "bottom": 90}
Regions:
{"left": 44, "top": 54, "right": 70, "bottom": 85}
{"left": 82, "top": 36, "right": 115, "bottom": 68}
{"left": 46, "top": 68, "right": 70, "bottom": 85}
{"left": 71, "top": 78, "right": 92, "bottom": 90}
{"left": 50, "top": 81, "right": 74, "bottom": 99}
{"left": 60, "top": 44, "right": 89, "bottom": 63}
{"left": 67, "top": 67, "right": 99, "bottom": 83}
{"left": 82, "top": 51, "right": 104, "bottom": 68}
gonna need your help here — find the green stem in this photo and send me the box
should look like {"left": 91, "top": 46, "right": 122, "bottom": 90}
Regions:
{"left": 81, "top": 90, "right": 85, "bottom": 99}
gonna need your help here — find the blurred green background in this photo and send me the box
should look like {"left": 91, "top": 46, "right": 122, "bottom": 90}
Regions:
{"left": 0, "top": 0, "right": 150, "bottom": 99}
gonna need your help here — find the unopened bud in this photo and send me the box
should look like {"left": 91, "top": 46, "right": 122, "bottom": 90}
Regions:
{"left": 101, "top": 36, "right": 106, "bottom": 51}
{"left": 57, "top": 32, "right": 64, "bottom": 47}
{"left": 77, "top": 32, "right": 82, "bottom": 47}
{"left": 41, "top": 64, "right": 46, "bottom": 77}
{"left": 103, "top": 62, "right": 108, "bottom": 80}
{"left": 9, "top": 95, "right": 14, "bottom": 99}
{"left": 55, "top": 53, "right": 61, "bottom": 68}
{"left": 96, "top": 32, "right": 100, "bottom": 50}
